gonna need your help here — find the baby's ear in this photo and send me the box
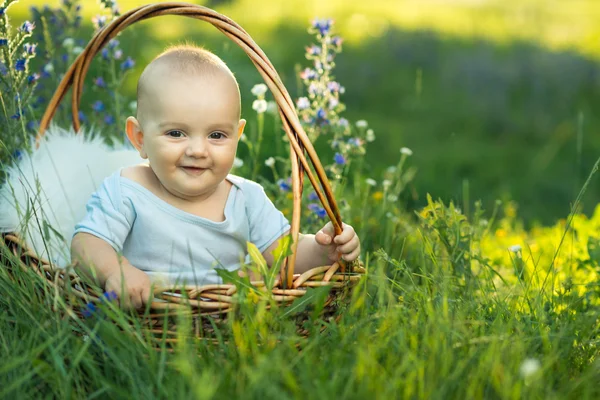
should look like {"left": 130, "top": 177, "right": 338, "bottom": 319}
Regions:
{"left": 237, "top": 119, "right": 247, "bottom": 139}
{"left": 125, "top": 117, "right": 147, "bottom": 159}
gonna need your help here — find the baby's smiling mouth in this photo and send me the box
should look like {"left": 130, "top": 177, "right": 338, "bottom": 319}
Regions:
{"left": 180, "top": 166, "right": 208, "bottom": 175}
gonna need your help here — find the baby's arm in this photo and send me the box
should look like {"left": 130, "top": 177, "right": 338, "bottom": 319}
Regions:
{"left": 262, "top": 222, "right": 360, "bottom": 275}
{"left": 71, "top": 232, "right": 152, "bottom": 309}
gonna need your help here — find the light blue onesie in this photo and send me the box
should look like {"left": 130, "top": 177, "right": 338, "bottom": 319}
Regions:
{"left": 73, "top": 168, "right": 290, "bottom": 287}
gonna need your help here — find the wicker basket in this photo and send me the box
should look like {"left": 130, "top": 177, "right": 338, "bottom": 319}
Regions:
{"left": 0, "top": 2, "right": 364, "bottom": 340}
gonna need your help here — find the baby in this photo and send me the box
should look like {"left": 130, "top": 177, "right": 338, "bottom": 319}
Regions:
{"left": 70, "top": 45, "right": 360, "bottom": 309}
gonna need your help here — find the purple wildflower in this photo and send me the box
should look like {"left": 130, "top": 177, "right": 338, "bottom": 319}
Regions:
{"left": 308, "top": 192, "right": 319, "bottom": 201}
{"left": 20, "top": 21, "right": 35, "bottom": 34}
{"left": 78, "top": 110, "right": 86, "bottom": 122}
{"left": 300, "top": 68, "right": 317, "bottom": 80}
{"left": 334, "top": 153, "right": 346, "bottom": 165}
{"left": 104, "top": 114, "right": 115, "bottom": 125}
{"left": 108, "top": 39, "right": 119, "bottom": 49}
{"left": 327, "top": 81, "right": 341, "bottom": 93}
{"left": 305, "top": 44, "right": 321, "bottom": 56}
{"left": 331, "top": 36, "right": 343, "bottom": 47}
{"left": 101, "top": 48, "right": 109, "bottom": 60}
{"left": 92, "top": 100, "right": 104, "bottom": 112}
{"left": 15, "top": 59, "right": 27, "bottom": 72}
{"left": 114, "top": 49, "right": 123, "bottom": 60}
{"left": 312, "top": 18, "right": 333, "bottom": 36}
{"left": 92, "top": 15, "right": 107, "bottom": 30}
{"left": 120, "top": 57, "right": 134, "bottom": 70}
{"left": 94, "top": 77, "right": 106, "bottom": 88}
{"left": 23, "top": 43, "right": 37, "bottom": 55}
{"left": 338, "top": 118, "right": 349, "bottom": 127}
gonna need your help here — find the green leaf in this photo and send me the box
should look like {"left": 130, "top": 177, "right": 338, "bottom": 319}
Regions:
{"left": 215, "top": 268, "right": 254, "bottom": 293}
{"left": 281, "top": 286, "right": 332, "bottom": 318}
{"left": 247, "top": 241, "right": 268, "bottom": 277}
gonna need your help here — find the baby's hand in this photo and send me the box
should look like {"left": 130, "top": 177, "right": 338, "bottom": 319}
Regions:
{"left": 104, "top": 264, "right": 152, "bottom": 310}
{"left": 314, "top": 222, "right": 360, "bottom": 263}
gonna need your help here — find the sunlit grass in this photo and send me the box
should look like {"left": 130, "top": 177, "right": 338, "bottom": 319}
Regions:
{"left": 8, "top": 0, "right": 600, "bottom": 57}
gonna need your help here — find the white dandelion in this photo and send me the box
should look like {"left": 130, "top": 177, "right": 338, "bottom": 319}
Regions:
{"left": 252, "top": 99, "right": 268, "bottom": 114}
{"left": 400, "top": 147, "right": 413, "bottom": 156}
{"left": 251, "top": 83, "right": 268, "bottom": 97}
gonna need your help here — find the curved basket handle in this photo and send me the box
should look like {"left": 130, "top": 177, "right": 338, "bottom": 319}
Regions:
{"left": 36, "top": 2, "right": 346, "bottom": 288}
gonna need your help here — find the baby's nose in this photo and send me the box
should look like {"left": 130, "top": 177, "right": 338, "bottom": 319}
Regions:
{"left": 185, "top": 138, "right": 208, "bottom": 157}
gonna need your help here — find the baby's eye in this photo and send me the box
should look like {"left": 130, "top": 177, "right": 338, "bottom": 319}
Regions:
{"left": 209, "top": 132, "right": 226, "bottom": 140}
{"left": 166, "top": 130, "right": 184, "bottom": 138}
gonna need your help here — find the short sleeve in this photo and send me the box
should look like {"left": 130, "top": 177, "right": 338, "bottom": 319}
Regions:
{"left": 245, "top": 181, "right": 290, "bottom": 253}
{"left": 72, "top": 173, "right": 135, "bottom": 252}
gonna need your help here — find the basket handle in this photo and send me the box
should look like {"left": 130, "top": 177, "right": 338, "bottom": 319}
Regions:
{"left": 36, "top": 2, "right": 346, "bottom": 288}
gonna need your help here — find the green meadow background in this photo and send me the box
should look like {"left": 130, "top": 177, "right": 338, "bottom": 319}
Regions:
{"left": 9, "top": 0, "right": 600, "bottom": 224}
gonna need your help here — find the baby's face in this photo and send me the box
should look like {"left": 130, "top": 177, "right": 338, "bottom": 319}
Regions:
{"left": 127, "top": 71, "right": 245, "bottom": 202}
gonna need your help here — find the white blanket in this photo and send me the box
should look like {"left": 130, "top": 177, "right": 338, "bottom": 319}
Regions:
{"left": 0, "top": 126, "right": 143, "bottom": 267}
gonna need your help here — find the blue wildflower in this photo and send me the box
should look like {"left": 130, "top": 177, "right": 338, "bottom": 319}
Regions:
{"left": 308, "top": 192, "right": 319, "bottom": 201}
{"left": 305, "top": 44, "right": 321, "bottom": 56}
{"left": 82, "top": 302, "right": 97, "bottom": 318}
{"left": 92, "top": 15, "right": 107, "bottom": 30}
{"left": 104, "top": 114, "right": 115, "bottom": 125}
{"left": 15, "top": 59, "right": 27, "bottom": 72}
{"left": 101, "top": 48, "right": 109, "bottom": 60}
{"left": 10, "top": 112, "right": 20, "bottom": 120}
{"left": 331, "top": 36, "right": 343, "bottom": 47}
{"left": 120, "top": 57, "right": 134, "bottom": 70}
{"left": 300, "top": 68, "right": 317, "bottom": 80}
{"left": 347, "top": 137, "right": 363, "bottom": 147}
{"left": 308, "top": 203, "right": 327, "bottom": 218}
{"left": 27, "top": 73, "right": 40, "bottom": 84}
{"left": 316, "top": 108, "right": 327, "bottom": 120}
{"left": 101, "top": 291, "right": 118, "bottom": 302}
{"left": 20, "top": 21, "right": 35, "bottom": 34}
{"left": 26, "top": 121, "right": 38, "bottom": 131}
{"left": 278, "top": 178, "right": 291, "bottom": 192}
{"left": 334, "top": 153, "right": 346, "bottom": 165}
{"left": 108, "top": 39, "right": 119, "bottom": 49}
{"left": 94, "top": 77, "right": 106, "bottom": 88}
{"left": 78, "top": 110, "right": 86, "bottom": 122}
{"left": 0, "top": 62, "right": 7, "bottom": 76}
{"left": 327, "top": 81, "right": 341, "bottom": 93}
{"left": 23, "top": 43, "right": 37, "bottom": 55}
{"left": 0, "top": 39, "right": 7, "bottom": 46}
{"left": 92, "top": 100, "right": 104, "bottom": 112}
{"left": 61, "top": 54, "right": 68, "bottom": 62}
{"left": 0, "top": 7, "right": 5, "bottom": 16}
{"left": 312, "top": 18, "right": 333, "bottom": 36}
{"left": 12, "top": 150, "right": 23, "bottom": 160}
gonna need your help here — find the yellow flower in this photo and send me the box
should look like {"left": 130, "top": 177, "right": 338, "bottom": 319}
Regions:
{"left": 372, "top": 191, "right": 384, "bottom": 201}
